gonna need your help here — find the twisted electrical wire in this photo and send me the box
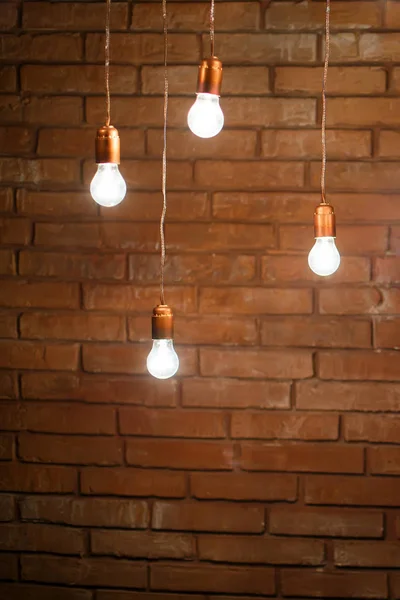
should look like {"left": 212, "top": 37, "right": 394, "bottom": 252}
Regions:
{"left": 159, "top": 0, "right": 168, "bottom": 305}
{"left": 105, "top": 0, "right": 111, "bottom": 126}
{"left": 210, "top": 0, "right": 215, "bottom": 56}
{"left": 320, "top": 0, "right": 330, "bottom": 204}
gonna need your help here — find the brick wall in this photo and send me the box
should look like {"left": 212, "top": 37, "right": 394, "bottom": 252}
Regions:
{"left": 0, "top": 0, "right": 400, "bottom": 597}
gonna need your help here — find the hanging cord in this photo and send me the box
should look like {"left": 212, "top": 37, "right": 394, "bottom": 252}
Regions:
{"left": 159, "top": 0, "right": 168, "bottom": 305}
{"left": 320, "top": 0, "right": 330, "bottom": 204}
{"left": 210, "top": 0, "right": 215, "bottom": 56}
{"left": 105, "top": 0, "right": 111, "bottom": 126}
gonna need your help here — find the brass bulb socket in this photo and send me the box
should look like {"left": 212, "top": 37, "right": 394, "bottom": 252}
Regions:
{"left": 152, "top": 304, "right": 174, "bottom": 340}
{"left": 95, "top": 125, "right": 121, "bottom": 164}
{"left": 197, "top": 57, "right": 223, "bottom": 96}
{"left": 314, "top": 203, "right": 336, "bottom": 238}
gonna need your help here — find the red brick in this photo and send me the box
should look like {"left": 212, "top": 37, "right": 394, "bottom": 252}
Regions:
{"left": 281, "top": 569, "right": 387, "bottom": 599}
{"left": 151, "top": 564, "right": 275, "bottom": 595}
{"left": 195, "top": 160, "right": 304, "bottom": 190}
{"left": 333, "top": 193, "right": 400, "bottom": 223}
{"left": 21, "top": 372, "right": 178, "bottom": 407}
{"left": 280, "top": 225, "right": 387, "bottom": 255}
{"left": 23, "top": 403, "right": 115, "bottom": 434}
{"left": 198, "top": 535, "right": 324, "bottom": 565}
{"left": 160, "top": 500, "right": 261, "bottom": 535}
{"left": 38, "top": 128, "right": 145, "bottom": 159}
{"left": 392, "top": 69, "right": 400, "bottom": 94}
{"left": 240, "top": 443, "right": 363, "bottom": 473}
{"left": 0, "top": 218, "right": 29, "bottom": 245}
{"left": 0, "top": 433, "right": 13, "bottom": 461}
{"left": 147, "top": 129, "right": 257, "bottom": 159}
{"left": 369, "top": 446, "right": 400, "bottom": 475}
{"left": 23, "top": 96, "right": 83, "bottom": 125}
{"left": 232, "top": 412, "right": 338, "bottom": 441}
{"left": 0, "top": 464, "right": 76, "bottom": 493}
{"left": 19, "top": 433, "right": 123, "bottom": 465}
{"left": 319, "top": 287, "right": 400, "bottom": 316}
{"left": 296, "top": 380, "right": 400, "bottom": 412}
{"left": 20, "top": 496, "right": 148, "bottom": 529}
{"left": 0, "top": 341, "right": 79, "bottom": 370}
{"left": 200, "top": 287, "right": 312, "bottom": 315}
{"left": 0, "top": 371, "right": 17, "bottom": 399}
{"left": 262, "top": 316, "right": 371, "bottom": 348}
{"left": 0, "top": 403, "right": 25, "bottom": 431}
{"left": 328, "top": 98, "right": 400, "bottom": 127}
{"left": 0, "top": 127, "right": 35, "bottom": 155}
{"left": 0, "top": 523, "right": 84, "bottom": 554}
{"left": 191, "top": 472, "right": 297, "bottom": 501}
{"left": 0, "top": 188, "right": 13, "bottom": 213}
{"left": 130, "top": 315, "right": 257, "bottom": 345}
{"left": 86, "top": 33, "right": 200, "bottom": 64}
{"left": 126, "top": 439, "right": 234, "bottom": 470}
{"left": 262, "top": 129, "right": 371, "bottom": 159}
{"left": 20, "top": 251, "right": 126, "bottom": 280}
{"left": 200, "top": 348, "right": 313, "bottom": 379}
{"left": 213, "top": 191, "right": 318, "bottom": 222}
{"left": 269, "top": 507, "right": 383, "bottom": 538}
{"left": 360, "top": 32, "right": 400, "bottom": 61}
{"left": 391, "top": 227, "right": 400, "bottom": 253}
{"left": 129, "top": 254, "right": 255, "bottom": 285}
{"left": 101, "top": 191, "right": 208, "bottom": 221}
{"left": 17, "top": 190, "right": 96, "bottom": 217}
{"left": 21, "top": 312, "right": 126, "bottom": 341}
{"left": 319, "top": 350, "right": 400, "bottom": 381}
{"left": 261, "top": 256, "right": 370, "bottom": 284}
{"left": 0, "top": 554, "right": 18, "bottom": 580}
{"left": 311, "top": 160, "right": 400, "bottom": 191}
{"left": 0, "top": 158, "right": 79, "bottom": 185}
{"left": 0, "top": 4, "right": 18, "bottom": 30}
{"left": 344, "top": 414, "right": 400, "bottom": 443}
{"left": 305, "top": 475, "right": 400, "bottom": 507}
{"left": 22, "top": 65, "right": 137, "bottom": 94}
{"left": 386, "top": 1, "right": 400, "bottom": 27}
{"left": 23, "top": 2, "right": 128, "bottom": 30}
{"left": 0, "top": 250, "right": 15, "bottom": 275}
{"left": 265, "top": 2, "right": 381, "bottom": 30}
{"left": 83, "top": 343, "right": 196, "bottom": 377}
{"left": 21, "top": 556, "right": 146, "bottom": 589}
{"left": 84, "top": 284, "right": 196, "bottom": 313}
{"left": 0, "top": 495, "right": 15, "bottom": 522}
{"left": 275, "top": 67, "right": 385, "bottom": 95}
{"left": 225, "top": 97, "right": 316, "bottom": 127}
{"left": 375, "top": 257, "right": 400, "bottom": 284}
{"left": 182, "top": 378, "right": 290, "bottom": 409}
{"left": 378, "top": 130, "right": 400, "bottom": 158}
{"left": 0, "top": 66, "right": 16, "bottom": 92}
{"left": 143, "top": 66, "right": 269, "bottom": 96}
{"left": 393, "top": 574, "right": 400, "bottom": 599}
{"left": 0, "top": 94, "right": 23, "bottom": 123}
{"left": 98, "top": 594, "right": 203, "bottom": 600}
{"left": 0, "top": 315, "right": 17, "bottom": 339}
{"left": 132, "top": 2, "right": 259, "bottom": 31}
{"left": 217, "top": 32, "right": 316, "bottom": 62}
{"left": 119, "top": 408, "right": 225, "bottom": 438}
{"left": 81, "top": 467, "right": 185, "bottom": 498}
{"left": 0, "top": 585, "right": 92, "bottom": 600}
{"left": 334, "top": 541, "right": 400, "bottom": 568}
{"left": 1, "top": 33, "right": 82, "bottom": 61}
{"left": 92, "top": 529, "right": 194, "bottom": 559}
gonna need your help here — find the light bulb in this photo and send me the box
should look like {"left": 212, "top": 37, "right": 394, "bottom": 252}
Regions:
{"left": 187, "top": 93, "right": 224, "bottom": 138}
{"left": 308, "top": 236, "right": 341, "bottom": 277}
{"left": 147, "top": 339, "right": 179, "bottom": 380}
{"left": 90, "top": 163, "right": 127, "bottom": 207}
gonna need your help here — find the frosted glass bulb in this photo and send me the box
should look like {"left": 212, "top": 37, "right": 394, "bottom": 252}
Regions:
{"left": 308, "top": 236, "right": 341, "bottom": 277}
{"left": 147, "top": 339, "right": 179, "bottom": 380}
{"left": 187, "top": 93, "right": 224, "bottom": 138}
{"left": 90, "top": 163, "right": 127, "bottom": 207}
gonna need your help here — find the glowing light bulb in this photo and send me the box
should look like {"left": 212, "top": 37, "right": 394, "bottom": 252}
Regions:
{"left": 187, "top": 93, "right": 224, "bottom": 138}
{"left": 90, "top": 163, "right": 126, "bottom": 207}
{"left": 147, "top": 339, "right": 179, "bottom": 380}
{"left": 308, "top": 236, "right": 341, "bottom": 277}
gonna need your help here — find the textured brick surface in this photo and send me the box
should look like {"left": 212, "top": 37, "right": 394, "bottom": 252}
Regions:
{"left": 0, "top": 0, "right": 399, "bottom": 597}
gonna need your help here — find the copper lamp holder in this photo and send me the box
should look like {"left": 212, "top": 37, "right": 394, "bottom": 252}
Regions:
{"left": 95, "top": 125, "right": 121, "bottom": 164}
{"left": 314, "top": 202, "right": 336, "bottom": 238}
{"left": 152, "top": 304, "right": 174, "bottom": 340}
{"left": 197, "top": 57, "right": 223, "bottom": 96}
